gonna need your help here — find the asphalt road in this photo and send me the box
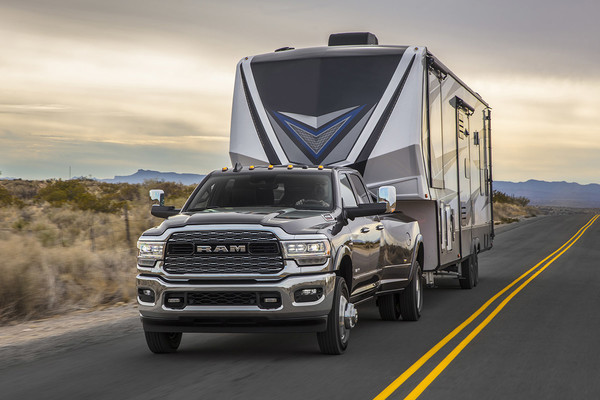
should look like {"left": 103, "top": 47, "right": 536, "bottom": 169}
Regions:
{"left": 1, "top": 214, "right": 599, "bottom": 400}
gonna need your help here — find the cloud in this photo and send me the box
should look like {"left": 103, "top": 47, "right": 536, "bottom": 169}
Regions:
{"left": 0, "top": 0, "right": 599, "bottom": 183}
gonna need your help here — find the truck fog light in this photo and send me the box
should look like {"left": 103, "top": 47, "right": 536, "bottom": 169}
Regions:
{"left": 294, "top": 287, "right": 323, "bottom": 303}
{"left": 137, "top": 258, "right": 156, "bottom": 267}
{"left": 296, "top": 257, "right": 328, "bottom": 266}
{"left": 164, "top": 293, "right": 186, "bottom": 309}
{"left": 259, "top": 293, "right": 281, "bottom": 309}
{"left": 138, "top": 288, "right": 155, "bottom": 303}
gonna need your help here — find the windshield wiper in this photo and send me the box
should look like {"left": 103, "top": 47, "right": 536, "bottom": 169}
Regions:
{"left": 187, "top": 206, "right": 221, "bottom": 212}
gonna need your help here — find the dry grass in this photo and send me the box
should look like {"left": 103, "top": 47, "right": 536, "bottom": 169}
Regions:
{"left": 0, "top": 180, "right": 194, "bottom": 324}
{"left": 494, "top": 202, "right": 539, "bottom": 224}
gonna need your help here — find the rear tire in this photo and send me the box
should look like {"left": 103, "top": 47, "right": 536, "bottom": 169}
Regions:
{"left": 378, "top": 293, "right": 401, "bottom": 321}
{"left": 473, "top": 251, "right": 479, "bottom": 287}
{"left": 399, "top": 262, "right": 423, "bottom": 321}
{"left": 144, "top": 331, "right": 182, "bottom": 354}
{"left": 459, "top": 253, "right": 476, "bottom": 290}
{"left": 317, "top": 277, "right": 351, "bottom": 355}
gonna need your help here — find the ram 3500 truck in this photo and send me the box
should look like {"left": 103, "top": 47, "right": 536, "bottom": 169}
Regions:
{"left": 137, "top": 165, "right": 423, "bottom": 354}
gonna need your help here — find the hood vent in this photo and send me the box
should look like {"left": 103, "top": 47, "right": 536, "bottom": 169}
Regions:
{"left": 328, "top": 32, "right": 378, "bottom": 46}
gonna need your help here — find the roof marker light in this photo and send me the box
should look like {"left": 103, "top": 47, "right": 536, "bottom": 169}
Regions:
{"left": 222, "top": 167, "right": 228, "bottom": 172}
{"left": 287, "top": 164, "right": 293, "bottom": 169}
{"left": 268, "top": 165, "right": 274, "bottom": 170}
{"left": 318, "top": 165, "right": 324, "bottom": 170}
{"left": 249, "top": 165, "right": 255, "bottom": 170}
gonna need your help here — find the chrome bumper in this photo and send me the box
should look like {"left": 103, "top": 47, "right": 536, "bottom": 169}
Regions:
{"left": 137, "top": 273, "right": 336, "bottom": 333}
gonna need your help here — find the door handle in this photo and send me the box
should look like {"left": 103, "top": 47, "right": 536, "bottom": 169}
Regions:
{"left": 360, "top": 227, "right": 370, "bottom": 233}
{"left": 376, "top": 224, "right": 384, "bottom": 231}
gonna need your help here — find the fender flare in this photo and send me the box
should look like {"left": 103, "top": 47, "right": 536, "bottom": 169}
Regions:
{"left": 332, "top": 243, "right": 353, "bottom": 272}
{"left": 408, "top": 233, "right": 424, "bottom": 282}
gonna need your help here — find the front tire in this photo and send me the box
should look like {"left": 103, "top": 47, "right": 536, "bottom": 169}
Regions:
{"left": 317, "top": 277, "right": 351, "bottom": 355}
{"left": 144, "top": 331, "right": 182, "bottom": 354}
{"left": 399, "top": 262, "right": 423, "bottom": 321}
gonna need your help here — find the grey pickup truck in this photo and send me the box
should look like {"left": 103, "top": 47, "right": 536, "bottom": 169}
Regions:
{"left": 137, "top": 165, "right": 423, "bottom": 354}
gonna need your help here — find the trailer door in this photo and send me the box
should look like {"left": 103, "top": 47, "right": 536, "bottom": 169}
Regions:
{"left": 455, "top": 101, "right": 473, "bottom": 258}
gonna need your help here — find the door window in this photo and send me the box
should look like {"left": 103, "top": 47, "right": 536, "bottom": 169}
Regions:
{"left": 348, "top": 174, "right": 371, "bottom": 204}
{"left": 339, "top": 175, "right": 358, "bottom": 207}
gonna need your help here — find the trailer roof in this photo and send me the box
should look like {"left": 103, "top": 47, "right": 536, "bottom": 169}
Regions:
{"left": 426, "top": 51, "right": 489, "bottom": 108}
{"left": 252, "top": 45, "right": 408, "bottom": 63}
{"left": 248, "top": 44, "right": 489, "bottom": 108}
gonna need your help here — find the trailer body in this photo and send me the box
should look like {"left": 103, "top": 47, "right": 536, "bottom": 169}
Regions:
{"left": 230, "top": 33, "right": 493, "bottom": 274}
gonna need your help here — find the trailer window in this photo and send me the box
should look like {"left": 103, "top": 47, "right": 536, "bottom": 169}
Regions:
{"left": 428, "top": 70, "right": 444, "bottom": 188}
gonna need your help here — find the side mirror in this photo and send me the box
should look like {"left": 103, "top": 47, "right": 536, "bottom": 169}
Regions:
{"left": 149, "top": 189, "right": 165, "bottom": 206}
{"left": 345, "top": 203, "right": 387, "bottom": 220}
{"left": 151, "top": 205, "right": 180, "bottom": 218}
{"left": 378, "top": 186, "right": 397, "bottom": 213}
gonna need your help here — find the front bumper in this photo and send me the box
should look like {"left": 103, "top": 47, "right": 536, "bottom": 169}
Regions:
{"left": 137, "top": 273, "right": 336, "bottom": 333}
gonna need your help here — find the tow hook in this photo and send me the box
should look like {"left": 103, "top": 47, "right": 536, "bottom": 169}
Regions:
{"left": 344, "top": 302, "right": 358, "bottom": 329}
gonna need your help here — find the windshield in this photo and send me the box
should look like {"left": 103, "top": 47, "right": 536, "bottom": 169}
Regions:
{"left": 185, "top": 171, "right": 334, "bottom": 212}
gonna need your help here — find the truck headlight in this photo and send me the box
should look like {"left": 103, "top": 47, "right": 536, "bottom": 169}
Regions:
{"left": 282, "top": 240, "right": 330, "bottom": 266}
{"left": 137, "top": 241, "right": 165, "bottom": 266}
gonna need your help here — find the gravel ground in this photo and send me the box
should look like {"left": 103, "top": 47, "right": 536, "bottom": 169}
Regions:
{"left": 0, "top": 303, "right": 141, "bottom": 370}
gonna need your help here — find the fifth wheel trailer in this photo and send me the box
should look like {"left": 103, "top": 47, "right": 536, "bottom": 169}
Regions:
{"left": 229, "top": 32, "right": 494, "bottom": 287}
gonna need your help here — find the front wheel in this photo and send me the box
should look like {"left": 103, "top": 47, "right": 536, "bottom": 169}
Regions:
{"left": 144, "top": 331, "right": 182, "bottom": 354}
{"left": 399, "top": 262, "right": 423, "bottom": 321}
{"left": 317, "top": 277, "right": 354, "bottom": 355}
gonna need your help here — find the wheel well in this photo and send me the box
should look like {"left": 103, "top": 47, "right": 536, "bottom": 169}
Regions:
{"left": 337, "top": 256, "right": 352, "bottom": 290}
{"left": 417, "top": 244, "right": 424, "bottom": 268}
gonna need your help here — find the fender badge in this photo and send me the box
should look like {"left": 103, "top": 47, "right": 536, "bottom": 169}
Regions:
{"left": 322, "top": 214, "right": 335, "bottom": 222}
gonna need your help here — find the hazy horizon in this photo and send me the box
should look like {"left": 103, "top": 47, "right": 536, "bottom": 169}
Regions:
{"left": 2, "top": 0, "right": 599, "bottom": 184}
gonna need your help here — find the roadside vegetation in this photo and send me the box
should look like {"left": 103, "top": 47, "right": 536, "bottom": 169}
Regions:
{"left": 493, "top": 190, "right": 539, "bottom": 224}
{"left": 0, "top": 179, "right": 195, "bottom": 324}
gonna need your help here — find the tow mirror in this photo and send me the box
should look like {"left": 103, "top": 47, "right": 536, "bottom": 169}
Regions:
{"left": 149, "top": 189, "right": 165, "bottom": 206}
{"left": 378, "top": 186, "right": 397, "bottom": 213}
{"left": 149, "top": 189, "right": 180, "bottom": 218}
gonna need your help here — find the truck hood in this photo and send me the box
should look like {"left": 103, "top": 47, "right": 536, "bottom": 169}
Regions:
{"left": 142, "top": 208, "right": 337, "bottom": 237}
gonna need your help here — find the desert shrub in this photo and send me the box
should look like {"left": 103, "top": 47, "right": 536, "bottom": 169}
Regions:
{"left": 0, "top": 179, "right": 194, "bottom": 323}
{"left": 493, "top": 190, "right": 530, "bottom": 207}
{"left": 37, "top": 179, "right": 124, "bottom": 213}
{"left": 0, "top": 237, "right": 136, "bottom": 322}
{"left": 0, "top": 185, "right": 14, "bottom": 206}
{"left": 494, "top": 202, "right": 537, "bottom": 224}
{"left": 1, "top": 180, "right": 39, "bottom": 200}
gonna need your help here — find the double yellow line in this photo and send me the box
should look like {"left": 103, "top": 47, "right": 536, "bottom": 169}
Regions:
{"left": 373, "top": 214, "right": 599, "bottom": 400}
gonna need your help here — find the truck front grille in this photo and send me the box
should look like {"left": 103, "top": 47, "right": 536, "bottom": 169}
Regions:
{"left": 187, "top": 292, "right": 258, "bottom": 306}
{"left": 163, "top": 230, "right": 283, "bottom": 274}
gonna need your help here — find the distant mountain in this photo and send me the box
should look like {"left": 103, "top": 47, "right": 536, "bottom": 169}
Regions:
{"left": 494, "top": 180, "right": 600, "bottom": 208}
{"left": 101, "top": 169, "right": 205, "bottom": 185}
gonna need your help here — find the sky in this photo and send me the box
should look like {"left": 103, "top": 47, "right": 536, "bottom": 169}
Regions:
{"left": 1, "top": 0, "right": 599, "bottom": 184}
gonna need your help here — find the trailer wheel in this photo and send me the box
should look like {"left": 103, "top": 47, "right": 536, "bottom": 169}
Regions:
{"left": 399, "top": 262, "right": 423, "bottom": 321}
{"left": 459, "top": 254, "right": 476, "bottom": 290}
{"left": 378, "top": 293, "right": 401, "bottom": 321}
{"left": 317, "top": 277, "right": 352, "bottom": 355}
{"left": 473, "top": 251, "right": 479, "bottom": 287}
{"left": 144, "top": 331, "right": 182, "bottom": 354}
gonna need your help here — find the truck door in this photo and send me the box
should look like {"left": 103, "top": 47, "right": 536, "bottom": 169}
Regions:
{"left": 340, "top": 173, "right": 381, "bottom": 296}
